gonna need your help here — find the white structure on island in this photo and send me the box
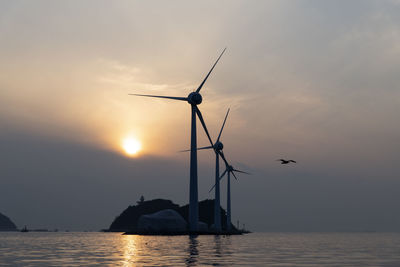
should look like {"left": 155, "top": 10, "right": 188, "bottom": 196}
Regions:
{"left": 137, "top": 209, "right": 187, "bottom": 233}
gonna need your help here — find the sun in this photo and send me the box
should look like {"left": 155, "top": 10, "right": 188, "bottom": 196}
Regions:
{"left": 122, "top": 138, "right": 142, "bottom": 156}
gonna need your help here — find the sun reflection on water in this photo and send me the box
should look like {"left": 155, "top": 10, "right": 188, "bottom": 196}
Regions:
{"left": 122, "top": 235, "right": 140, "bottom": 266}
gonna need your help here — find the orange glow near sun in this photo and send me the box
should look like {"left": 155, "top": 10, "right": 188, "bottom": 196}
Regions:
{"left": 122, "top": 138, "right": 142, "bottom": 156}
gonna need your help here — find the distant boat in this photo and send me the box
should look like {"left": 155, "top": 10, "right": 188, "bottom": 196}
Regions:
{"left": 21, "top": 225, "right": 29, "bottom": 232}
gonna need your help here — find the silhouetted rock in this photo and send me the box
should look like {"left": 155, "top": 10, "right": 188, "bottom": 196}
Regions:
{"left": 108, "top": 198, "right": 237, "bottom": 232}
{"left": 0, "top": 212, "right": 17, "bottom": 231}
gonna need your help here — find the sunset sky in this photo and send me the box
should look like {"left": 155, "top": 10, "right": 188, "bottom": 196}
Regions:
{"left": 1, "top": 0, "right": 400, "bottom": 231}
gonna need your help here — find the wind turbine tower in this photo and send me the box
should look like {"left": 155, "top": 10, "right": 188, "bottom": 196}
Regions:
{"left": 130, "top": 49, "right": 226, "bottom": 231}
{"left": 211, "top": 162, "right": 250, "bottom": 231}
{"left": 194, "top": 108, "right": 230, "bottom": 232}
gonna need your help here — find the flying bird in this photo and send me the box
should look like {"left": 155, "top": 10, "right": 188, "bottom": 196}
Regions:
{"left": 277, "top": 159, "right": 297, "bottom": 164}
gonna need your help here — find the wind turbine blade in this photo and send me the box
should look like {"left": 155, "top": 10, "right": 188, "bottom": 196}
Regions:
{"left": 218, "top": 151, "right": 229, "bottom": 167}
{"left": 209, "top": 169, "right": 227, "bottom": 193}
{"left": 195, "top": 48, "right": 226, "bottom": 93}
{"left": 194, "top": 106, "right": 214, "bottom": 147}
{"left": 217, "top": 108, "right": 230, "bottom": 142}
{"left": 209, "top": 183, "right": 216, "bottom": 193}
{"left": 233, "top": 168, "right": 251, "bottom": 175}
{"left": 198, "top": 145, "right": 213, "bottom": 150}
{"left": 129, "top": 94, "right": 187, "bottom": 101}
{"left": 219, "top": 169, "right": 228, "bottom": 179}
{"left": 178, "top": 145, "right": 213, "bottom": 153}
{"left": 231, "top": 171, "right": 238, "bottom": 180}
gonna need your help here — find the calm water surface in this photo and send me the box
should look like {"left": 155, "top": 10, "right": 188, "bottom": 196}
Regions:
{"left": 1, "top": 232, "right": 400, "bottom": 266}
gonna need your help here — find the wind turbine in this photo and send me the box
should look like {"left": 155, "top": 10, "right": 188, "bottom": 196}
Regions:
{"left": 183, "top": 108, "right": 230, "bottom": 232}
{"left": 129, "top": 48, "right": 226, "bottom": 232}
{"left": 210, "top": 160, "right": 250, "bottom": 231}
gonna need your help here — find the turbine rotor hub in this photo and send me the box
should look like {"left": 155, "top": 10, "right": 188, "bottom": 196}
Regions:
{"left": 227, "top": 165, "right": 234, "bottom": 172}
{"left": 214, "top": 141, "right": 224, "bottom": 151}
{"left": 187, "top": 92, "right": 202, "bottom": 105}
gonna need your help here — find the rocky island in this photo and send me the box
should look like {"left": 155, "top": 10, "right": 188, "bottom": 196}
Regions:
{"left": 0, "top": 212, "right": 17, "bottom": 231}
{"left": 108, "top": 198, "right": 247, "bottom": 235}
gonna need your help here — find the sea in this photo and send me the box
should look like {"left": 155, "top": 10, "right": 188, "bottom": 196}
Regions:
{"left": 1, "top": 232, "right": 400, "bottom": 266}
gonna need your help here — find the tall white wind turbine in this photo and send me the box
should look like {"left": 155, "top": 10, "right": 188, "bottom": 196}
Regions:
{"left": 129, "top": 49, "right": 226, "bottom": 232}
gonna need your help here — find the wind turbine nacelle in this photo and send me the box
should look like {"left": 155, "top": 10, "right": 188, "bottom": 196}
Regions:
{"left": 187, "top": 92, "right": 202, "bottom": 105}
{"left": 214, "top": 141, "right": 224, "bottom": 151}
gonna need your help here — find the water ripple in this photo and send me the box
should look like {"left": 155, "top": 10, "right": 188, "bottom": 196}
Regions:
{"left": 1, "top": 232, "right": 400, "bottom": 266}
